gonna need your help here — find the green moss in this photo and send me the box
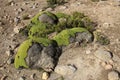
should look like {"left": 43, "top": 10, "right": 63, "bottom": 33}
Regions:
{"left": 14, "top": 39, "right": 32, "bottom": 69}
{"left": 14, "top": 38, "right": 54, "bottom": 69}
{"left": 55, "top": 12, "right": 69, "bottom": 19}
{"left": 94, "top": 32, "right": 110, "bottom": 45}
{"left": 53, "top": 27, "right": 88, "bottom": 46}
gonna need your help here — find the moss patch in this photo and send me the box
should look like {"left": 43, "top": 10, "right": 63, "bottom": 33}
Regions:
{"left": 94, "top": 32, "right": 110, "bottom": 45}
{"left": 14, "top": 38, "right": 54, "bottom": 69}
{"left": 53, "top": 27, "right": 88, "bottom": 46}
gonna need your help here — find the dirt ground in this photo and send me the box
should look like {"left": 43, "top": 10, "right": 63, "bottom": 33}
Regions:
{"left": 0, "top": 0, "right": 120, "bottom": 80}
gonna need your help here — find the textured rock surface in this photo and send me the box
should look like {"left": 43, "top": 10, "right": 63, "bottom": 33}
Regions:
{"left": 26, "top": 42, "right": 61, "bottom": 72}
{"left": 108, "top": 71, "right": 120, "bottom": 80}
{"left": 39, "top": 13, "right": 58, "bottom": 24}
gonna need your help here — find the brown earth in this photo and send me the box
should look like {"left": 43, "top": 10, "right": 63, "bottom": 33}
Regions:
{"left": 0, "top": 0, "right": 120, "bottom": 80}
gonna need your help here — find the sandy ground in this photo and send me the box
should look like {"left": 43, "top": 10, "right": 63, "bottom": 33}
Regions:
{"left": 0, "top": 0, "right": 120, "bottom": 80}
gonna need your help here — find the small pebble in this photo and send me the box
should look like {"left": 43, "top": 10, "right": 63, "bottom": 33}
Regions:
{"left": 14, "top": 17, "right": 20, "bottom": 24}
{"left": 1, "top": 75, "right": 7, "bottom": 80}
{"left": 101, "top": 61, "right": 107, "bottom": 67}
{"left": 30, "top": 73, "right": 36, "bottom": 79}
{"left": 13, "top": 26, "right": 21, "bottom": 33}
{"left": 108, "top": 71, "right": 120, "bottom": 80}
{"left": 19, "top": 76, "right": 26, "bottom": 80}
{"left": 6, "top": 50, "right": 14, "bottom": 56}
{"left": 42, "top": 72, "right": 49, "bottom": 80}
{"left": 7, "top": 57, "right": 14, "bottom": 64}
{"left": 18, "top": 8, "right": 24, "bottom": 13}
{"left": 105, "top": 64, "right": 113, "bottom": 70}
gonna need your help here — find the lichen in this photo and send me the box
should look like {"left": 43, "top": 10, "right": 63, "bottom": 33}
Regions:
{"left": 53, "top": 27, "right": 88, "bottom": 46}
{"left": 14, "top": 38, "right": 54, "bottom": 69}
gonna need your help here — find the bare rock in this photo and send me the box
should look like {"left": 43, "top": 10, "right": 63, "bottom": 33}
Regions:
{"left": 25, "top": 42, "right": 61, "bottom": 72}
{"left": 94, "top": 49, "right": 113, "bottom": 62}
{"left": 55, "top": 64, "right": 77, "bottom": 75}
{"left": 108, "top": 71, "right": 120, "bottom": 80}
{"left": 19, "top": 76, "right": 26, "bottom": 80}
{"left": 38, "top": 13, "right": 58, "bottom": 25}
{"left": 42, "top": 72, "right": 49, "bottom": 80}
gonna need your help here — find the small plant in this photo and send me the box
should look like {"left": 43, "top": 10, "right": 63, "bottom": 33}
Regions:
{"left": 94, "top": 32, "right": 110, "bottom": 45}
{"left": 47, "top": 0, "right": 66, "bottom": 8}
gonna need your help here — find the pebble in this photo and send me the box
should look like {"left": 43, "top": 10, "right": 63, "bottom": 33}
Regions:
{"left": 6, "top": 50, "right": 14, "bottom": 56}
{"left": 94, "top": 49, "right": 113, "bottom": 62}
{"left": 105, "top": 64, "right": 113, "bottom": 70}
{"left": 30, "top": 73, "right": 36, "bottom": 79}
{"left": 14, "top": 17, "right": 20, "bottom": 24}
{"left": 7, "top": 57, "right": 14, "bottom": 64}
{"left": 1, "top": 75, "right": 7, "bottom": 80}
{"left": 86, "top": 49, "right": 91, "bottom": 54}
{"left": 55, "top": 64, "right": 77, "bottom": 75}
{"left": 19, "top": 76, "right": 26, "bottom": 80}
{"left": 42, "top": 72, "right": 49, "bottom": 80}
{"left": 108, "top": 71, "right": 120, "bottom": 80}
{"left": 13, "top": 26, "right": 20, "bottom": 33}
{"left": 18, "top": 8, "right": 24, "bottom": 13}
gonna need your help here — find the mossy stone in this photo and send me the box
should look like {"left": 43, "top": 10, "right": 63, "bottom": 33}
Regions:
{"left": 14, "top": 38, "right": 54, "bottom": 69}
{"left": 53, "top": 27, "right": 89, "bottom": 46}
{"left": 31, "top": 11, "right": 58, "bottom": 25}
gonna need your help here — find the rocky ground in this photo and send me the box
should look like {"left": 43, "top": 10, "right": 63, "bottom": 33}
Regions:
{"left": 0, "top": 0, "right": 120, "bottom": 80}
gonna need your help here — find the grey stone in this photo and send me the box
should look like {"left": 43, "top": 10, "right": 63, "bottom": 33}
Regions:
{"left": 75, "top": 32, "right": 93, "bottom": 43}
{"left": 14, "top": 17, "right": 20, "bottom": 24}
{"left": 19, "top": 76, "right": 26, "bottom": 80}
{"left": 108, "top": 71, "right": 120, "bottom": 80}
{"left": 7, "top": 57, "right": 14, "bottom": 64}
{"left": 94, "top": 49, "right": 113, "bottom": 62}
{"left": 38, "top": 13, "right": 58, "bottom": 25}
{"left": 25, "top": 42, "right": 61, "bottom": 72}
{"left": 55, "top": 64, "right": 77, "bottom": 75}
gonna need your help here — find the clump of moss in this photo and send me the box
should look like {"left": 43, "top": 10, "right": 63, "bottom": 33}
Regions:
{"left": 94, "top": 32, "right": 110, "bottom": 45}
{"left": 47, "top": 0, "right": 66, "bottom": 8}
{"left": 53, "top": 27, "right": 88, "bottom": 46}
{"left": 14, "top": 38, "right": 54, "bottom": 69}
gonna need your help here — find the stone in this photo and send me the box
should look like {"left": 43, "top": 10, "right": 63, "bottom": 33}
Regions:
{"left": 38, "top": 13, "right": 58, "bottom": 24}
{"left": 14, "top": 17, "right": 20, "bottom": 24}
{"left": 6, "top": 50, "right": 14, "bottom": 56}
{"left": 18, "top": 8, "right": 24, "bottom": 13}
{"left": 55, "top": 64, "right": 77, "bottom": 75}
{"left": 30, "top": 73, "right": 36, "bottom": 79}
{"left": 7, "top": 57, "right": 14, "bottom": 64}
{"left": 75, "top": 32, "right": 93, "bottom": 43}
{"left": 94, "top": 49, "right": 113, "bottom": 62}
{"left": 13, "top": 26, "right": 22, "bottom": 33}
{"left": 42, "top": 72, "right": 49, "bottom": 80}
{"left": 1, "top": 75, "right": 7, "bottom": 80}
{"left": 19, "top": 76, "right": 26, "bottom": 80}
{"left": 105, "top": 64, "right": 113, "bottom": 70}
{"left": 25, "top": 42, "right": 61, "bottom": 72}
{"left": 108, "top": 71, "right": 119, "bottom": 80}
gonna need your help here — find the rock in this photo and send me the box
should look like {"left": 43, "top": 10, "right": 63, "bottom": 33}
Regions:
{"left": 38, "top": 13, "right": 58, "bottom": 24}
{"left": 19, "top": 76, "right": 26, "bottom": 80}
{"left": 108, "top": 71, "right": 120, "bottom": 80}
{"left": 30, "top": 73, "right": 36, "bottom": 79}
{"left": 94, "top": 49, "right": 113, "bottom": 62}
{"left": 55, "top": 64, "right": 77, "bottom": 75}
{"left": 14, "top": 17, "right": 20, "bottom": 24}
{"left": 18, "top": 8, "right": 24, "bottom": 13}
{"left": 104, "top": 64, "right": 113, "bottom": 70}
{"left": 75, "top": 32, "right": 93, "bottom": 43}
{"left": 42, "top": 72, "right": 49, "bottom": 80}
{"left": 7, "top": 57, "right": 14, "bottom": 64}
{"left": 6, "top": 50, "right": 14, "bottom": 56}
{"left": 1, "top": 75, "right": 7, "bottom": 80}
{"left": 25, "top": 42, "right": 61, "bottom": 72}
{"left": 13, "top": 26, "right": 22, "bottom": 33}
